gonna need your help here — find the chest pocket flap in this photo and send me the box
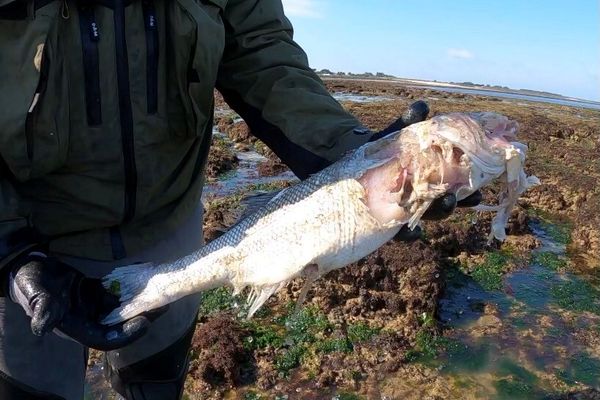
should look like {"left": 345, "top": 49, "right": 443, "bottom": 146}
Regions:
{"left": 202, "top": 0, "right": 227, "bottom": 10}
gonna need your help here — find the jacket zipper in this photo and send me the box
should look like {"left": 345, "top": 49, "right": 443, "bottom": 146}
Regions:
{"left": 78, "top": 2, "right": 102, "bottom": 126}
{"left": 114, "top": 0, "right": 137, "bottom": 223}
{"left": 142, "top": 0, "right": 158, "bottom": 114}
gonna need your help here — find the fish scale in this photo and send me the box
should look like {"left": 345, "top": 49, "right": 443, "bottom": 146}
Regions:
{"left": 101, "top": 112, "right": 539, "bottom": 325}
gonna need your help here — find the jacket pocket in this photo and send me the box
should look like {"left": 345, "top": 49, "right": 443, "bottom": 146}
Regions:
{"left": 25, "top": 33, "right": 70, "bottom": 178}
{"left": 202, "top": 0, "right": 227, "bottom": 9}
{"left": 170, "top": 0, "right": 225, "bottom": 139}
{"left": 199, "top": 0, "right": 227, "bottom": 17}
{"left": 0, "top": 2, "right": 68, "bottom": 181}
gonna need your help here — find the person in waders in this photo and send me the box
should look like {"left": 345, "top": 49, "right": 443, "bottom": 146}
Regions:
{"left": 0, "top": 1, "right": 481, "bottom": 398}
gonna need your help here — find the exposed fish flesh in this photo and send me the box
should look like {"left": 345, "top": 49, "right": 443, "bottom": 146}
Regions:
{"left": 101, "top": 112, "right": 539, "bottom": 325}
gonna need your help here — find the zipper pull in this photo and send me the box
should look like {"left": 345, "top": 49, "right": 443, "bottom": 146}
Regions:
{"left": 61, "top": 0, "right": 70, "bottom": 19}
{"left": 89, "top": 20, "right": 100, "bottom": 42}
{"left": 146, "top": 13, "right": 156, "bottom": 30}
{"left": 79, "top": 3, "right": 100, "bottom": 42}
{"left": 142, "top": 0, "right": 157, "bottom": 31}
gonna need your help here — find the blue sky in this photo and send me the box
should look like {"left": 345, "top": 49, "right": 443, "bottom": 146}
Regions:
{"left": 282, "top": 0, "right": 600, "bottom": 101}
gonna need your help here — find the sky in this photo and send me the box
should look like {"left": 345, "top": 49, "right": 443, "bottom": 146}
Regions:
{"left": 281, "top": 0, "right": 600, "bottom": 101}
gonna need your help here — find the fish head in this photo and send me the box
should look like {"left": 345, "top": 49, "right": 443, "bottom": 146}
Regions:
{"left": 425, "top": 112, "right": 539, "bottom": 241}
{"left": 355, "top": 112, "right": 537, "bottom": 232}
{"left": 423, "top": 112, "right": 529, "bottom": 200}
{"left": 355, "top": 117, "right": 478, "bottom": 225}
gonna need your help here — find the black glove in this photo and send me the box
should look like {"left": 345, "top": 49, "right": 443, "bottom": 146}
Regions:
{"left": 422, "top": 191, "right": 483, "bottom": 220}
{"left": 367, "top": 100, "right": 481, "bottom": 241}
{"left": 368, "top": 100, "right": 431, "bottom": 142}
{"left": 7, "top": 253, "right": 165, "bottom": 351}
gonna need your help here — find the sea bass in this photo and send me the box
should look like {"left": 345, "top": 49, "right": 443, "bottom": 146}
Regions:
{"left": 101, "top": 112, "right": 539, "bottom": 325}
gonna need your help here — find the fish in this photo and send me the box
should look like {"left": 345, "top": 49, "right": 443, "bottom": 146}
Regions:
{"left": 101, "top": 112, "right": 539, "bottom": 325}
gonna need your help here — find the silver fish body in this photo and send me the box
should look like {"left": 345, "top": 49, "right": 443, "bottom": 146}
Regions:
{"left": 102, "top": 112, "right": 538, "bottom": 325}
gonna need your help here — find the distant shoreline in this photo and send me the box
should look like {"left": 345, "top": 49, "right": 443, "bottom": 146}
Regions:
{"left": 319, "top": 75, "right": 600, "bottom": 107}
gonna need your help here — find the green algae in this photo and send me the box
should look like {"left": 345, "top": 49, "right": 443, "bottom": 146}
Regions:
{"left": 510, "top": 316, "right": 529, "bottom": 331}
{"left": 411, "top": 330, "right": 444, "bottom": 360}
{"left": 316, "top": 338, "right": 353, "bottom": 353}
{"left": 347, "top": 322, "right": 381, "bottom": 343}
{"left": 277, "top": 317, "right": 381, "bottom": 364}
{"left": 444, "top": 342, "right": 491, "bottom": 373}
{"left": 405, "top": 329, "right": 492, "bottom": 375}
{"left": 406, "top": 330, "right": 457, "bottom": 363}
{"left": 273, "top": 306, "right": 332, "bottom": 374}
{"left": 242, "top": 305, "right": 384, "bottom": 376}
{"left": 284, "top": 306, "right": 331, "bottom": 344}
{"left": 493, "top": 378, "right": 534, "bottom": 400}
{"left": 108, "top": 280, "right": 121, "bottom": 296}
{"left": 418, "top": 312, "right": 436, "bottom": 328}
{"left": 471, "top": 251, "right": 510, "bottom": 291}
{"left": 550, "top": 279, "right": 600, "bottom": 315}
{"left": 253, "top": 140, "right": 271, "bottom": 157}
{"left": 540, "top": 220, "right": 572, "bottom": 246}
{"left": 198, "top": 287, "right": 237, "bottom": 318}
{"left": 496, "top": 359, "right": 538, "bottom": 386}
{"left": 275, "top": 344, "right": 308, "bottom": 374}
{"left": 529, "top": 210, "right": 572, "bottom": 246}
{"left": 557, "top": 352, "right": 600, "bottom": 386}
{"left": 205, "top": 192, "right": 244, "bottom": 212}
{"left": 243, "top": 391, "right": 262, "bottom": 400}
{"left": 533, "top": 252, "right": 567, "bottom": 270}
{"left": 244, "top": 181, "right": 290, "bottom": 193}
{"left": 242, "top": 321, "right": 285, "bottom": 351}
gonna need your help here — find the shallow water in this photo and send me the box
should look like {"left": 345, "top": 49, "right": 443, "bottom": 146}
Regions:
{"left": 202, "top": 149, "right": 297, "bottom": 199}
{"left": 332, "top": 92, "right": 393, "bottom": 103}
{"left": 430, "top": 220, "right": 600, "bottom": 398}
{"left": 202, "top": 132, "right": 298, "bottom": 199}
{"left": 410, "top": 85, "right": 600, "bottom": 110}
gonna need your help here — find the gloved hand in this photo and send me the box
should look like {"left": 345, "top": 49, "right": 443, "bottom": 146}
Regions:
{"left": 368, "top": 100, "right": 481, "bottom": 241}
{"left": 368, "top": 99, "right": 432, "bottom": 142}
{"left": 7, "top": 252, "right": 165, "bottom": 351}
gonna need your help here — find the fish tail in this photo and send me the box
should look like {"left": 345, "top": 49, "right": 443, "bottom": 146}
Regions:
{"left": 102, "top": 263, "right": 153, "bottom": 300}
{"left": 101, "top": 263, "right": 161, "bottom": 325}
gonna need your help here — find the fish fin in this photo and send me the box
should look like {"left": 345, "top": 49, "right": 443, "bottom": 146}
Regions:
{"left": 408, "top": 200, "right": 433, "bottom": 230}
{"left": 294, "top": 264, "right": 320, "bottom": 313}
{"left": 246, "top": 281, "right": 287, "bottom": 319}
{"left": 246, "top": 287, "right": 257, "bottom": 308}
{"left": 100, "top": 263, "right": 159, "bottom": 325}
{"left": 473, "top": 204, "right": 502, "bottom": 212}
{"left": 101, "top": 295, "right": 158, "bottom": 326}
{"left": 102, "top": 263, "right": 154, "bottom": 301}
{"left": 232, "top": 284, "right": 244, "bottom": 297}
{"left": 238, "top": 190, "right": 284, "bottom": 220}
{"left": 526, "top": 175, "right": 540, "bottom": 187}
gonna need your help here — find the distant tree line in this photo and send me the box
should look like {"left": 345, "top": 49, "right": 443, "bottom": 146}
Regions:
{"left": 450, "top": 81, "right": 510, "bottom": 90}
{"left": 312, "top": 68, "right": 395, "bottom": 78}
{"left": 312, "top": 69, "right": 565, "bottom": 98}
{"left": 449, "top": 81, "right": 561, "bottom": 97}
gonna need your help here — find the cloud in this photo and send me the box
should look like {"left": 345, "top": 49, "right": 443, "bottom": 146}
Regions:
{"left": 282, "top": 0, "right": 324, "bottom": 18}
{"left": 447, "top": 48, "right": 474, "bottom": 60}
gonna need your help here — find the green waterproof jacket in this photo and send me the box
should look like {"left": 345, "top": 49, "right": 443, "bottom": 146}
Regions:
{"left": 0, "top": 0, "right": 373, "bottom": 263}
